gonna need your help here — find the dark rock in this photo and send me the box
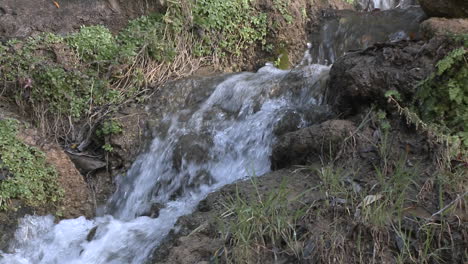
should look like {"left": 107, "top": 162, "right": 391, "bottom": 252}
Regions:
{"left": 86, "top": 226, "right": 98, "bottom": 242}
{"left": 271, "top": 120, "right": 356, "bottom": 169}
{"left": 273, "top": 110, "right": 302, "bottom": 136}
{"left": 273, "top": 106, "right": 334, "bottom": 136}
{"left": 67, "top": 153, "right": 106, "bottom": 173}
{"left": 326, "top": 37, "right": 455, "bottom": 116}
{"left": 140, "top": 203, "right": 165, "bottom": 218}
{"left": 172, "top": 133, "right": 213, "bottom": 172}
{"left": 419, "top": 0, "right": 468, "bottom": 18}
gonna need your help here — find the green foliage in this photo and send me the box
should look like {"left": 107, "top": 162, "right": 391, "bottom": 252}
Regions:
{"left": 193, "top": 0, "right": 268, "bottom": 56}
{"left": 97, "top": 119, "right": 122, "bottom": 136}
{"left": 102, "top": 143, "right": 114, "bottom": 152}
{"left": 417, "top": 45, "right": 468, "bottom": 147}
{"left": 274, "top": 47, "right": 290, "bottom": 69}
{"left": 118, "top": 14, "right": 177, "bottom": 62}
{"left": 66, "top": 25, "right": 119, "bottom": 62}
{"left": 0, "top": 119, "right": 62, "bottom": 210}
{"left": 273, "top": 0, "right": 293, "bottom": 24}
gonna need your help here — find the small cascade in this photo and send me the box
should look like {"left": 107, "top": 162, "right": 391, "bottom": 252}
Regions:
{"left": 356, "top": 0, "right": 418, "bottom": 10}
{"left": 310, "top": 7, "right": 425, "bottom": 65}
{"left": 0, "top": 64, "right": 331, "bottom": 264}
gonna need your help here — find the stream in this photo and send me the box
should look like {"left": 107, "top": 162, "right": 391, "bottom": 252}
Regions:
{"left": 0, "top": 1, "right": 423, "bottom": 263}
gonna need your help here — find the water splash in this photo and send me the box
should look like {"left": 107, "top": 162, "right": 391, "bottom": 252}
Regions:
{"left": 0, "top": 64, "right": 331, "bottom": 264}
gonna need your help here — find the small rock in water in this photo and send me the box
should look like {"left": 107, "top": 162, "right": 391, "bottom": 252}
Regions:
{"left": 140, "top": 203, "right": 165, "bottom": 218}
{"left": 86, "top": 226, "right": 98, "bottom": 242}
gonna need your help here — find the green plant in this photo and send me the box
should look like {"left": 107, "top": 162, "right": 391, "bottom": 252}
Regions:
{"left": 66, "top": 25, "right": 119, "bottom": 63}
{"left": 385, "top": 90, "right": 466, "bottom": 167}
{"left": 118, "top": 13, "right": 177, "bottom": 63}
{"left": 273, "top": 0, "right": 293, "bottom": 24}
{"left": 416, "top": 44, "right": 468, "bottom": 147}
{"left": 0, "top": 119, "right": 63, "bottom": 210}
{"left": 97, "top": 119, "right": 123, "bottom": 136}
{"left": 193, "top": 0, "right": 268, "bottom": 57}
{"left": 219, "top": 178, "right": 306, "bottom": 262}
{"left": 102, "top": 143, "right": 114, "bottom": 152}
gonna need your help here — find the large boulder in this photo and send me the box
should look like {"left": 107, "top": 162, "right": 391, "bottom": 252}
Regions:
{"left": 419, "top": 0, "right": 468, "bottom": 18}
{"left": 420, "top": 17, "right": 468, "bottom": 39}
{"left": 326, "top": 37, "right": 455, "bottom": 115}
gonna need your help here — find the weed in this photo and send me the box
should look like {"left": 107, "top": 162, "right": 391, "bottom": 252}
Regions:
{"left": 219, "top": 178, "right": 307, "bottom": 263}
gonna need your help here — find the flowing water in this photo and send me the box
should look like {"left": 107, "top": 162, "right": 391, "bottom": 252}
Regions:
{"left": 0, "top": 64, "right": 331, "bottom": 264}
{"left": 356, "top": 0, "right": 418, "bottom": 10}
{"left": 310, "top": 7, "right": 425, "bottom": 64}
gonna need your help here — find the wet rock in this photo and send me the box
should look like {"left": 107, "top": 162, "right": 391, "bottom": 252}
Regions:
{"left": 273, "top": 106, "right": 334, "bottom": 136}
{"left": 419, "top": 0, "right": 468, "bottom": 18}
{"left": 154, "top": 235, "right": 221, "bottom": 264}
{"left": 108, "top": 106, "right": 149, "bottom": 171}
{"left": 327, "top": 37, "right": 455, "bottom": 115}
{"left": 140, "top": 203, "right": 165, "bottom": 218}
{"left": 86, "top": 226, "right": 98, "bottom": 242}
{"left": 172, "top": 133, "right": 213, "bottom": 172}
{"left": 420, "top": 18, "right": 468, "bottom": 39}
{"left": 87, "top": 170, "right": 115, "bottom": 210}
{"left": 271, "top": 120, "right": 356, "bottom": 169}
{"left": 273, "top": 110, "right": 302, "bottom": 136}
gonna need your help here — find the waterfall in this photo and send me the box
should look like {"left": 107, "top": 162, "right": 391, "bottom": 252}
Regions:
{"left": 0, "top": 64, "right": 331, "bottom": 264}
{"left": 310, "top": 7, "right": 425, "bottom": 64}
